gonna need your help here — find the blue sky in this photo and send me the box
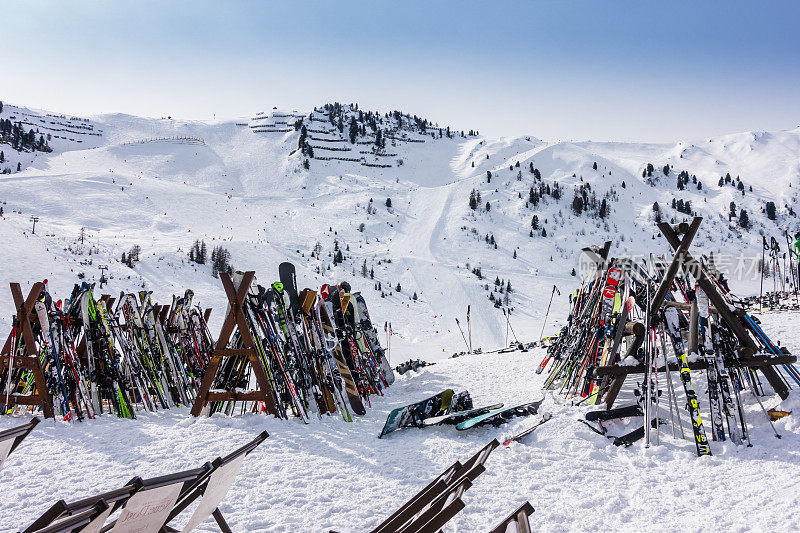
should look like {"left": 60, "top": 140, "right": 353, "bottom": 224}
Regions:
{"left": 4, "top": 1, "right": 799, "bottom": 142}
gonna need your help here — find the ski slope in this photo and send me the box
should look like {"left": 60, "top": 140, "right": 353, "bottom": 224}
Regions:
{"left": 0, "top": 101, "right": 798, "bottom": 365}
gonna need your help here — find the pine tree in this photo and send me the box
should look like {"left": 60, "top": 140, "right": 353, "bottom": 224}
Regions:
{"left": 469, "top": 189, "right": 478, "bottom": 210}
{"left": 592, "top": 161, "right": 598, "bottom": 170}
{"left": 531, "top": 214, "right": 539, "bottom": 229}
{"left": 766, "top": 201, "right": 777, "bottom": 220}
{"left": 571, "top": 194, "right": 583, "bottom": 215}
{"left": 599, "top": 199, "right": 608, "bottom": 219}
{"left": 738, "top": 209, "right": 750, "bottom": 229}
{"left": 485, "top": 201, "right": 491, "bottom": 212}
{"left": 652, "top": 202, "right": 662, "bottom": 222}
{"left": 349, "top": 116, "right": 358, "bottom": 143}
{"left": 385, "top": 197, "right": 392, "bottom": 208}
{"left": 395, "top": 283, "right": 401, "bottom": 292}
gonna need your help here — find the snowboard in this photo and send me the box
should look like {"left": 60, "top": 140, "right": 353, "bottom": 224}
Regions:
{"left": 502, "top": 413, "right": 553, "bottom": 446}
{"left": 278, "top": 262, "right": 301, "bottom": 317}
{"left": 423, "top": 403, "right": 504, "bottom": 427}
{"left": 353, "top": 293, "right": 394, "bottom": 385}
{"left": 379, "top": 389, "right": 457, "bottom": 438}
{"left": 584, "top": 404, "right": 642, "bottom": 422}
{"left": 612, "top": 418, "right": 661, "bottom": 447}
{"left": 320, "top": 299, "right": 366, "bottom": 416}
{"left": 455, "top": 399, "right": 543, "bottom": 431}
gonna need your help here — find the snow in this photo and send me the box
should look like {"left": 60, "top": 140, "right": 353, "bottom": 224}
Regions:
{"left": 1, "top": 102, "right": 798, "bottom": 363}
{"left": 1, "top": 311, "right": 799, "bottom": 531}
{"left": 1, "top": 101, "right": 800, "bottom": 530}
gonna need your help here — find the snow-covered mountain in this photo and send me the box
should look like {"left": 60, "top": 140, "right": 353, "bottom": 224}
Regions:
{"left": 1, "top": 101, "right": 798, "bottom": 361}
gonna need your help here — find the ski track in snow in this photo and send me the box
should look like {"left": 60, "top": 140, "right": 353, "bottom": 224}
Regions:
{"left": 1, "top": 312, "right": 799, "bottom": 532}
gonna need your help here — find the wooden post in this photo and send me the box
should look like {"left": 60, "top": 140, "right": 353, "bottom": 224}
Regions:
{"left": 0, "top": 282, "right": 54, "bottom": 419}
{"left": 650, "top": 217, "right": 702, "bottom": 316}
{"left": 190, "top": 272, "right": 280, "bottom": 417}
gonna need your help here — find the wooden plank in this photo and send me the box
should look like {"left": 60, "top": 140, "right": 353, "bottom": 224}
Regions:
{"left": 212, "top": 348, "right": 254, "bottom": 358}
{"left": 205, "top": 391, "right": 268, "bottom": 402}
{"left": 0, "top": 356, "right": 43, "bottom": 368}
{"left": 595, "top": 355, "right": 796, "bottom": 377}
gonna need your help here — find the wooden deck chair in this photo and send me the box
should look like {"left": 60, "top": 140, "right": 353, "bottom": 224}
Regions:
{"left": 24, "top": 481, "right": 144, "bottom": 532}
{"left": 0, "top": 416, "right": 40, "bottom": 473}
{"left": 99, "top": 466, "right": 211, "bottom": 533}
{"left": 396, "top": 476, "right": 473, "bottom": 533}
{"left": 371, "top": 460, "right": 463, "bottom": 533}
{"left": 370, "top": 439, "right": 500, "bottom": 533}
{"left": 162, "top": 431, "right": 269, "bottom": 533}
{"left": 30, "top": 501, "right": 111, "bottom": 533}
{"left": 488, "top": 502, "right": 534, "bottom": 533}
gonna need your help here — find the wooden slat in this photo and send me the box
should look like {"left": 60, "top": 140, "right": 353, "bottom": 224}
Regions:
{"left": 594, "top": 355, "right": 796, "bottom": 377}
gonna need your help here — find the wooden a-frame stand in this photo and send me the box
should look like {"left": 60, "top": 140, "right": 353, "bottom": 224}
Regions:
{"left": 599, "top": 217, "right": 795, "bottom": 408}
{"left": 0, "top": 282, "right": 54, "bottom": 419}
{"left": 190, "top": 271, "right": 279, "bottom": 417}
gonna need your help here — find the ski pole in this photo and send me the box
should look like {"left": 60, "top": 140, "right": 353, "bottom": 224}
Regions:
{"left": 503, "top": 309, "right": 509, "bottom": 346}
{"left": 786, "top": 232, "right": 799, "bottom": 305}
{"left": 467, "top": 306, "right": 472, "bottom": 354}
{"left": 539, "top": 285, "right": 559, "bottom": 342}
{"left": 454, "top": 318, "right": 470, "bottom": 352}
{"left": 760, "top": 236, "right": 767, "bottom": 311}
{"left": 506, "top": 309, "right": 520, "bottom": 343}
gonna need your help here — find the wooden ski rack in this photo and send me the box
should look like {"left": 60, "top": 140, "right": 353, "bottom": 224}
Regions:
{"left": 600, "top": 217, "right": 794, "bottom": 408}
{"left": 190, "top": 271, "right": 280, "bottom": 417}
{"left": 0, "top": 282, "right": 54, "bottom": 419}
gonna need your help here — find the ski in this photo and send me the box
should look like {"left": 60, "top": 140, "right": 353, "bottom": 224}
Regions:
{"left": 455, "top": 399, "right": 543, "bottom": 431}
{"left": 422, "top": 402, "right": 504, "bottom": 426}
{"left": 502, "top": 413, "right": 553, "bottom": 445}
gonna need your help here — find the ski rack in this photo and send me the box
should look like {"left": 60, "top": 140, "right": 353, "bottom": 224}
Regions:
{"left": 595, "top": 217, "right": 795, "bottom": 408}
{"left": 190, "top": 271, "right": 280, "bottom": 417}
{"left": 0, "top": 282, "right": 54, "bottom": 419}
